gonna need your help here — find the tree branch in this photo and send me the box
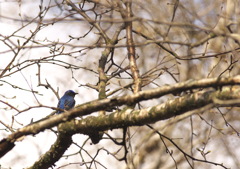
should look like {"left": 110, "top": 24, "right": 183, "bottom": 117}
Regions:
{"left": 65, "top": 0, "right": 110, "bottom": 42}
{"left": 125, "top": 1, "right": 141, "bottom": 93}
{"left": 26, "top": 132, "right": 72, "bottom": 169}
{"left": 1, "top": 75, "right": 240, "bottom": 157}
{"left": 58, "top": 87, "right": 240, "bottom": 135}
{"left": 27, "top": 87, "right": 240, "bottom": 168}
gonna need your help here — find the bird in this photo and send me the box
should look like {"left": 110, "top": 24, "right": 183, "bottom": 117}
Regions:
{"left": 56, "top": 90, "right": 78, "bottom": 114}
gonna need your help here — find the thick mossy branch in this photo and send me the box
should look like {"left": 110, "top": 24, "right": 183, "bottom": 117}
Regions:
{"left": 1, "top": 76, "right": 240, "bottom": 158}
{"left": 27, "top": 133, "right": 72, "bottom": 169}
{"left": 59, "top": 87, "right": 240, "bottom": 135}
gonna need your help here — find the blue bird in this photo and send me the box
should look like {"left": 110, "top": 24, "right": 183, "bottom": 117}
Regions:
{"left": 56, "top": 90, "right": 78, "bottom": 114}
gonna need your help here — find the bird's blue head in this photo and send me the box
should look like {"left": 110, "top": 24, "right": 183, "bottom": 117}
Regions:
{"left": 64, "top": 90, "right": 78, "bottom": 97}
